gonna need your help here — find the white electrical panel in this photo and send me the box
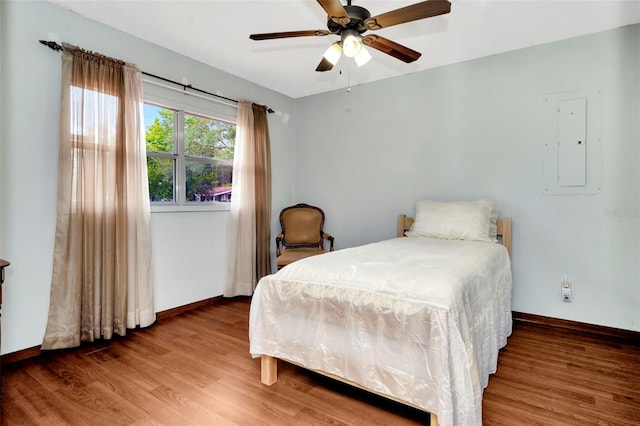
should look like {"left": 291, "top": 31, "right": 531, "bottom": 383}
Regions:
{"left": 557, "top": 98, "right": 586, "bottom": 187}
{"left": 543, "top": 88, "right": 602, "bottom": 195}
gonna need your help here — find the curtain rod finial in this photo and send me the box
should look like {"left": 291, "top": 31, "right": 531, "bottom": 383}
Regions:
{"left": 39, "top": 40, "right": 63, "bottom": 51}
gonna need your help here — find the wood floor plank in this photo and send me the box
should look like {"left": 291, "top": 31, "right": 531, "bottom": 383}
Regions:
{"left": 148, "top": 383, "right": 233, "bottom": 425}
{"left": 191, "top": 381, "right": 282, "bottom": 426}
{"left": 2, "top": 298, "right": 638, "bottom": 425}
{"left": 56, "top": 381, "right": 147, "bottom": 425}
{"left": 2, "top": 368, "right": 76, "bottom": 425}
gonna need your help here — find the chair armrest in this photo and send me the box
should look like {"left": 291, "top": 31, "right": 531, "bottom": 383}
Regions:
{"left": 275, "top": 233, "right": 284, "bottom": 256}
{"left": 323, "top": 232, "right": 335, "bottom": 251}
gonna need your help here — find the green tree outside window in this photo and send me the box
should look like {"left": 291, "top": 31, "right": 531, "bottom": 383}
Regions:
{"left": 145, "top": 104, "right": 235, "bottom": 203}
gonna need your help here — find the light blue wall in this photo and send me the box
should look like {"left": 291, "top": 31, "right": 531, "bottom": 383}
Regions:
{"left": 293, "top": 24, "right": 640, "bottom": 331}
{"left": 0, "top": 0, "right": 295, "bottom": 355}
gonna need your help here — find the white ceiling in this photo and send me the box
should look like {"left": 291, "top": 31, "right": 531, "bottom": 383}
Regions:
{"left": 47, "top": 0, "right": 640, "bottom": 99}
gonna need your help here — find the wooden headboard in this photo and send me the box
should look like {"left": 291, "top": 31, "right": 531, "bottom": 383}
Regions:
{"left": 397, "top": 215, "right": 512, "bottom": 257}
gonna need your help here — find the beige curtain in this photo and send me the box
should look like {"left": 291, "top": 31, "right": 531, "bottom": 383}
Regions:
{"left": 253, "top": 104, "right": 272, "bottom": 281}
{"left": 42, "top": 44, "right": 154, "bottom": 350}
{"left": 224, "top": 101, "right": 272, "bottom": 297}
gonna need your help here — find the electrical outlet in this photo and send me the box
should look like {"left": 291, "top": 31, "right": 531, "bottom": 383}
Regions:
{"left": 561, "top": 276, "right": 572, "bottom": 302}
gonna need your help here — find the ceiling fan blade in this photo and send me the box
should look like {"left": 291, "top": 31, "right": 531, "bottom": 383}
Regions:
{"left": 316, "top": 0, "right": 351, "bottom": 26}
{"left": 250, "top": 30, "right": 331, "bottom": 40}
{"left": 362, "top": 35, "right": 421, "bottom": 63}
{"left": 315, "top": 57, "right": 335, "bottom": 72}
{"left": 364, "top": 0, "right": 451, "bottom": 30}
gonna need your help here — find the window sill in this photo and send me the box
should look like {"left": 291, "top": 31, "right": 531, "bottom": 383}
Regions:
{"left": 151, "top": 203, "right": 231, "bottom": 213}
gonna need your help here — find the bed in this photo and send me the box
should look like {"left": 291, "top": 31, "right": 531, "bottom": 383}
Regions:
{"left": 249, "top": 201, "right": 513, "bottom": 426}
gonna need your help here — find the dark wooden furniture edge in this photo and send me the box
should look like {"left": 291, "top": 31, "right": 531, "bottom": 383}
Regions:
{"left": 1, "top": 295, "right": 229, "bottom": 366}
{"left": 513, "top": 311, "right": 640, "bottom": 344}
{"left": 0, "top": 258, "right": 9, "bottom": 305}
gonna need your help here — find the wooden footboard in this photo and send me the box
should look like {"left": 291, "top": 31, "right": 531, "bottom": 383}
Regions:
{"left": 259, "top": 355, "right": 441, "bottom": 426}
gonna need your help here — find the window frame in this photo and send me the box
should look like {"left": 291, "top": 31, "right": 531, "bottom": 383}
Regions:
{"left": 144, "top": 101, "right": 236, "bottom": 213}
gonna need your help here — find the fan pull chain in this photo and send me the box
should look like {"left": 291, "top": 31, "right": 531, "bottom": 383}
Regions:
{"left": 340, "top": 69, "right": 352, "bottom": 93}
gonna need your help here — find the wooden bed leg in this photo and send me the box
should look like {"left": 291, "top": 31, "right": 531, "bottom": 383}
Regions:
{"left": 430, "top": 412, "right": 440, "bottom": 426}
{"left": 260, "top": 355, "right": 277, "bottom": 385}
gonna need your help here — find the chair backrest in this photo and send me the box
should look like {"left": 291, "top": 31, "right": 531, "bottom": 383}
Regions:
{"left": 280, "top": 203, "right": 325, "bottom": 248}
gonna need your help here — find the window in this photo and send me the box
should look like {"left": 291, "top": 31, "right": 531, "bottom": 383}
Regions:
{"left": 144, "top": 102, "right": 235, "bottom": 205}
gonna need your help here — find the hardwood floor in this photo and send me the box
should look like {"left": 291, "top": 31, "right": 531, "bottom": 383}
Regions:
{"left": 2, "top": 298, "right": 639, "bottom": 425}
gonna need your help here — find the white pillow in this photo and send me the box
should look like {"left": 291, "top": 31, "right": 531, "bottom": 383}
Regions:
{"left": 406, "top": 200, "right": 499, "bottom": 242}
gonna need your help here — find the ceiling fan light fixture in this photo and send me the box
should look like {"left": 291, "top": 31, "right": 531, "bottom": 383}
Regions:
{"left": 323, "top": 42, "right": 342, "bottom": 66}
{"left": 341, "top": 30, "right": 362, "bottom": 58}
{"left": 250, "top": 0, "right": 452, "bottom": 73}
{"left": 354, "top": 46, "right": 372, "bottom": 67}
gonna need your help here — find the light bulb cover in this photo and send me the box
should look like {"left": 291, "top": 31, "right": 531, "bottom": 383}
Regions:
{"left": 354, "top": 46, "right": 372, "bottom": 67}
{"left": 341, "top": 30, "right": 362, "bottom": 58}
{"left": 322, "top": 42, "right": 342, "bottom": 65}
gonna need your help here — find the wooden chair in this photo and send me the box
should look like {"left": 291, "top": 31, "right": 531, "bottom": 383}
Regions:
{"left": 276, "top": 203, "right": 334, "bottom": 269}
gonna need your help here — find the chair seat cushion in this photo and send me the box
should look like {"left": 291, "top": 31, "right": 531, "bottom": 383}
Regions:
{"left": 277, "top": 249, "right": 325, "bottom": 267}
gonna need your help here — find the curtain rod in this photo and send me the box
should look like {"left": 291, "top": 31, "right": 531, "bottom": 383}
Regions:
{"left": 38, "top": 40, "right": 274, "bottom": 113}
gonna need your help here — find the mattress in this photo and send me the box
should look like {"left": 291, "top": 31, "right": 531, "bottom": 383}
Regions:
{"left": 249, "top": 236, "right": 513, "bottom": 426}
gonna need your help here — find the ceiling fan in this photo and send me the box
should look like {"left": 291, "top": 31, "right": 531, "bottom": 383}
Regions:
{"left": 249, "top": 0, "right": 451, "bottom": 72}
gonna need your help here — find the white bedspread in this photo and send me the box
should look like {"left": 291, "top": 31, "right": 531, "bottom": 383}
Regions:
{"left": 249, "top": 237, "right": 512, "bottom": 426}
